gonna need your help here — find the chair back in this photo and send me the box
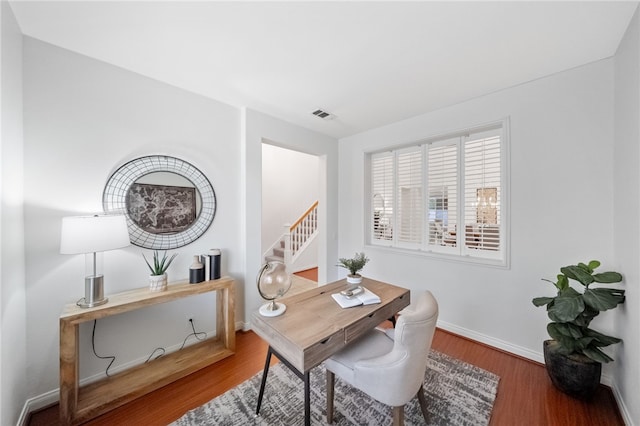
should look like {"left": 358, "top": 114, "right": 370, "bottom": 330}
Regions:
{"left": 390, "top": 290, "right": 439, "bottom": 403}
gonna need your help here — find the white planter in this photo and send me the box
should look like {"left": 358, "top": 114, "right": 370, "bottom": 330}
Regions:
{"left": 347, "top": 274, "right": 363, "bottom": 285}
{"left": 149, "top": 273, "right": 168, "bottom": 292}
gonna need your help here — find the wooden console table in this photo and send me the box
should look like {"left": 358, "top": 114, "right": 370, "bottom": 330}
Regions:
{"left": 59, "top": 277, "right": 235, "bottom": 425}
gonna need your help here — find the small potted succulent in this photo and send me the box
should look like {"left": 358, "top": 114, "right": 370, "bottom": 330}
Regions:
{"left": 337, "top": 252, "right": 370, "bottom": 285}
{"left": 532, "top": 260, "right": 624, "bottom": 399}
{"left": 143, "top": 250, "right": 178, "bottom": 292}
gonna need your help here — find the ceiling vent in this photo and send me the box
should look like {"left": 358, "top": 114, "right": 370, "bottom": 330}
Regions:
{"left": 311, "top": 108, "right": 336, "bottom": 121}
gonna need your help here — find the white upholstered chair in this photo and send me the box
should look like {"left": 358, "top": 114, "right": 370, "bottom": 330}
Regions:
{"left": 324, "top": 291, "right": 439, "bottom": 425}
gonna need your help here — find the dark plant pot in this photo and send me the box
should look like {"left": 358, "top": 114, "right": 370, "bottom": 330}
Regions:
{"left": 543, "top": 340, "right": 602, "bottom": 400}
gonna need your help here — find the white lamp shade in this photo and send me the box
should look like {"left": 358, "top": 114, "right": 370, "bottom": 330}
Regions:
{"left": 60, "top": 215, "right": 130, "bottom": 254}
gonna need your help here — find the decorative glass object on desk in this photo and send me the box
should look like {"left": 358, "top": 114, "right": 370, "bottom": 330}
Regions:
{"left": 256, "top": 261, "right": 292, "bottom": 317}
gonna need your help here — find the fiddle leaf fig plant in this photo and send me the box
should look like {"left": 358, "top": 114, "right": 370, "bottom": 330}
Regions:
{"left": 532, "top": 260, "right": 624, "bottom": 363}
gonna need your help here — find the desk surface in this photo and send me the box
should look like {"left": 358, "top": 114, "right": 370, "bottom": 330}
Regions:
{"left": 251, "top": 277, "right": 410, "bottom": 372}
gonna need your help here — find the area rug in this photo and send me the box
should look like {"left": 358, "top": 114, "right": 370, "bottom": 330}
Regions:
{"left": 172, "top": 350, "right": 500, "bottom": 426}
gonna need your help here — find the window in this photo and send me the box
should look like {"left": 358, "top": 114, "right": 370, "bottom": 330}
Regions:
{"left": 371, "top": 153, "right": 393, "bottom": 241}
{"left": 368, "top": 121, "right": 508, "bottom": 264}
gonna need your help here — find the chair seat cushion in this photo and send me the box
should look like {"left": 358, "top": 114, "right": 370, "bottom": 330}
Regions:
{"left": 324, "top": 329, "right": 393, "bottom": 386}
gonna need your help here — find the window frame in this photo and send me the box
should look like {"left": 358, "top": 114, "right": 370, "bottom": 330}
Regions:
{"left": 365, "top": 119, "right": 510, "bottom": 268}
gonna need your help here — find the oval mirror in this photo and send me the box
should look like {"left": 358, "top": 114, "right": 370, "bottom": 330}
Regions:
{"left": 103, "top": 155, "right": 216, "bottom": 249}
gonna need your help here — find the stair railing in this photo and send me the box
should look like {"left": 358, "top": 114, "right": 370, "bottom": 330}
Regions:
{"left": 283, "top": 201, "right": 319, "bottom": 266}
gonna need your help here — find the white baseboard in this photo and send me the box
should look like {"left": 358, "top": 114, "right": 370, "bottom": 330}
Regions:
{"left": 19, "top": 324, "right": 244, "bottom": 426}
{"left": 436, "top": 320, "right": 616, "bottom": 386}
{"left": 18, "top": 389, "right": 58, "bottom": 426}
{"left": 292, "top": 263, "right": 317, "bottom": 274}
{"left": 437, "top": 319, "right": 543, "bottom": 362}
{"left": 611, "top": 381, "right": 635, "bottom": 426}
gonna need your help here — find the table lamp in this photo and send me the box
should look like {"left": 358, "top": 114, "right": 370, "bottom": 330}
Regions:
{"left": 60, "top": 214, "right": 130, "bottom": 308}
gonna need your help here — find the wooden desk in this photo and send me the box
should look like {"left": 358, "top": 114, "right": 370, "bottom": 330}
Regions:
{"left": 251, "top": 277, "right": 410, "bottom": 425}
{"left": 59, "top": 277, "right": 235, "bottom": 425}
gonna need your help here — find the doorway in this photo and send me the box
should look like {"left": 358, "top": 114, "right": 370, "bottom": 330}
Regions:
{"left": 261, "top": 143, "right": 320, "bottom": 279}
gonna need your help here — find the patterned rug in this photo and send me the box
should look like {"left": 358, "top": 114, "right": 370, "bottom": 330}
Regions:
{"left": 172, "top": 350, "right": 500, "bottom": 425}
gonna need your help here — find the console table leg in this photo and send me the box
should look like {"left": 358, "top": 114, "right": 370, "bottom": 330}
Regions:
{"left": 256, "top": 347, "right": 273, "bottom": 415}
{"left": 60, "top": 319, "right": 79, "bottom": 425}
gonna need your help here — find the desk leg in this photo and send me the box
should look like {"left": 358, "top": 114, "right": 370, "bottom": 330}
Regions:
{"left": 256, "top": 347, "right": 273, "bottom": 415}
{"left": 304, "top": 371, "right": 311, "bottom": 426}
{"left": 257, "top": 346, "right": 311, "bottom": 425}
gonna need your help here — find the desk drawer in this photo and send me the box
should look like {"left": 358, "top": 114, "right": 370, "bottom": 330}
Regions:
{"left": 344, "top": 293, "right": 410, "bottom": 344}
{"left": 303, "top": 329, "right": 345, "bottom": 370}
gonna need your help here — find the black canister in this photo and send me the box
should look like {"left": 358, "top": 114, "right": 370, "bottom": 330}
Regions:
{"left": 210, "top": 249, "right": 221, "bottom": 280}
{"left": 189, "top": 255, "right": 204, "bottom": 283}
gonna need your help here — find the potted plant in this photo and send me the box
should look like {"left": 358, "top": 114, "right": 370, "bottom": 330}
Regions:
{"left": 337, "top": 252, "right": 370, "bottom": 285}
{"left": 532, "top": 260, "right": 624, "bottom": 399}
{"left": 143, "top": 250, "right": 178, "bottom": 292}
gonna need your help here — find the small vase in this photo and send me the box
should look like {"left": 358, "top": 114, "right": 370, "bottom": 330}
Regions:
{"left": 149, "top": 273, "right": 168, "bottom": 292}
{"left": 189, "top": 255, "right": 204, "bottom": 283}
{"left": 347, "top": 274, "right": 362, "bottom": 285}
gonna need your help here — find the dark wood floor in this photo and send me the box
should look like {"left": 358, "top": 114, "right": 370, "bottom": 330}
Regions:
{"left": 294, "top": 267, "right": 318, "bottom": 281}
{"left": 29, "top": 268, "right": 623, "bottom": 425}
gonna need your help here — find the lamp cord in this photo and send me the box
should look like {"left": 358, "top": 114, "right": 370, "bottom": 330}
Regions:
{"left": 146, "top": 318, "right": 207, "bottom": 362}
{"left": 145, "top": 347, "right": 166, "bottom": 363}
{"left": 92, "top": 319, "right": 207, "bottom": 371}
{"left": 179, "top": 318, "right": 207, "bottom": 350}
{"left": 91, "top": 320, "right": 116, "bottom": 377}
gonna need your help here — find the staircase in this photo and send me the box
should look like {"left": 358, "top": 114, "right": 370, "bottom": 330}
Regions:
{"left": 264, "top": 201, "right": 318, "bottom": 268}
{"left": 265, "top": 240, "right": 286, "bottom": 263}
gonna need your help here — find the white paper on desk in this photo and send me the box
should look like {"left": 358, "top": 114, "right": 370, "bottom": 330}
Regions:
{"left": 331, "top": 288, "right": 381, "bottom": 309}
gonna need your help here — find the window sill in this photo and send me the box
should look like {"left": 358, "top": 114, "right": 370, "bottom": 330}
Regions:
{"left": 365, "top": 243, "right": 510, "bottom": 269}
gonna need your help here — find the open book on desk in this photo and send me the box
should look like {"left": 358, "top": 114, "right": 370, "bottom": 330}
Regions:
{"left": 331, "top": 287, "right": 381, "bottom": 309}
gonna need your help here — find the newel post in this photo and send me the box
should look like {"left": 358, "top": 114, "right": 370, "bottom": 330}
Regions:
{"left": 283, "top": 223, "right": 292, "bottom": 268}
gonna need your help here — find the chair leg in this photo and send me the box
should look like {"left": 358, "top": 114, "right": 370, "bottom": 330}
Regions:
{"left": 392, "top": 405, "right": 404, "bottom": 426}
{"left": 416, "top": 384, "right": 430, "bottom": 423}
{"left": 326, "top": 370, "right": 335, "bottom": 424}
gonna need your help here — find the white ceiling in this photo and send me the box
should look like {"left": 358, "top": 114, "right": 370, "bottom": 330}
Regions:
{"left": 9, "top": 1, "right": 638, "bottom": 139}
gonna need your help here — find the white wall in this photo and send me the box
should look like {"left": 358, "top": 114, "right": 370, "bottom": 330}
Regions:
{"left": 243, "top": 108, "right": 338, "bottom": 327}
{"left": 261, "top": 143, "right": 319, "bottom": 271}
{"left": 339, "top": 61, "right": 619, "bottom": 369}
{"left": 22, "top": 38, "right": 242, "bottom": 407}
{"left": 0, "top": 2, "right": 27, "bottom": 424}
{"left": 14, "top": 12, "right": 637, "bottom": 424}
{"left": 613, "top": 6, "right": 640, "bottom": 425}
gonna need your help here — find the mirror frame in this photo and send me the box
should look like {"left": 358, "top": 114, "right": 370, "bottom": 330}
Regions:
{"left": 103, "top": 155, "right": 216, "bottom": 249}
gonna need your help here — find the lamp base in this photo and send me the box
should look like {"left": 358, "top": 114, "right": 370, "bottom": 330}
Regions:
{"left": 78, "top": 275, "right": 109, "bottom": 308}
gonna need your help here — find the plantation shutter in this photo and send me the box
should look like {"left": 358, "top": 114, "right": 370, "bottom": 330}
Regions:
{"left": 396, "top": 147, "right": 423, "bottom": 247}
{"left": 463, "top": 129, "right": 501, "bottom": 257}
{"left": 427, "top": 140, "right": 458, "bottom": 250}
{"left": 367, "top": 121, "right": 506, "bottom": 265}
{"left": 371, "top": 152, "right": 394, "bottom": 243}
